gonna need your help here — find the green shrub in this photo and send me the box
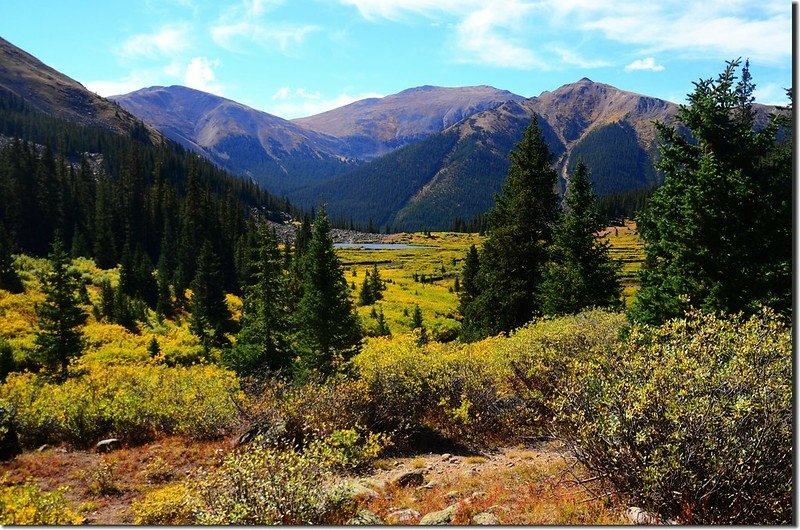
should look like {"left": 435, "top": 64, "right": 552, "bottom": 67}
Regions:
{"left": 132, "top": 483, "right": 199, "bottom": 525}
{"left": 552, "top": 309, "right": 792, "bottom": 524}
{"left": 193, "top": 442, "right": 354, "bottom": 525}
{"left": 1, "top": 364, "right": 242, "bottom": 447}
{"left": 305, "top": 427, "right": 388, "bottom": 471}
{"left": 351, "top": 310, "right": 626, "bottom": 447}
{"left": 0, "top": 479, "right": 83, "bottom": 524}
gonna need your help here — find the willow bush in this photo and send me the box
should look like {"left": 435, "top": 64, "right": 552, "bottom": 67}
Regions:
{"left": 552, "top": 309, "right": 792, "bottom": 524}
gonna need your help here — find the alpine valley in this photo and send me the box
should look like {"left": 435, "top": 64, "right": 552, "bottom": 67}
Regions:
{"left": 0, "top": 35, "right": 779, "bottom": 232}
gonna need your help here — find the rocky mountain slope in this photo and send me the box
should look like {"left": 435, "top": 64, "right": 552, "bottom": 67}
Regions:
{"left": 0, "top": 37, "right": 156, "bottom": 140}
{"left": 296, "top": 79, "right": 679, "bottom": 230}
{"left": 293, "top": 85, "right": 525, "bottom": 159}
{"left": 110, "top": 86, "right": 357, "bottom": 194}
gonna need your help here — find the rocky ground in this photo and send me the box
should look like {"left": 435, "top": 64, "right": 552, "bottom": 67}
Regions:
{"left": 0, "top": 437, "right": 629, "bottom": 525}
{"left": 267, "top": 220, "right": 389, "bottom": 245}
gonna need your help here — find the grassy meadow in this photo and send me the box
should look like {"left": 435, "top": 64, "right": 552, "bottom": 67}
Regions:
{"left": 0, "top": 224, "right": 789, "bottom": 525}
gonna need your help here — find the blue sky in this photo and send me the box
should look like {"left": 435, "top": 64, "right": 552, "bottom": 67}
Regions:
{"left": 1, "top": 0, "right": 792, "bottom": 119}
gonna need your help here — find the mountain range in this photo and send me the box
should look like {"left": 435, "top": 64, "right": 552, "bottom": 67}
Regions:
{"left": 0, "top": 36, "right": 781, "bottom": 232}
{"left": 113, "top": 79, "right": 687, "bottom": 230}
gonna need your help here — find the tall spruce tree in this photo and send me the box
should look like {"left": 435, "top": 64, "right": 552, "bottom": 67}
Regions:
{"left": 34, "top": 237, "right": 87, "bottom": 379}
{"left": 631, "top": 60, "right": 791, "bottom": 324}
{"left": 189, "top": 240, "right": 231, "bottom": 350}
{"left": 226, "top": 225, "right": 292, "bottom": 375}
{"left": 0, "top": 225, "right": 23, "bottom": 293}
{"left": 294, "top": 206, "right": 361, "bottom": 376}
{"left": 539, "top": 162, "right": 621, "bottom": 315}
{"left": 461, "top": 116, "right": 559, "bottom": 341}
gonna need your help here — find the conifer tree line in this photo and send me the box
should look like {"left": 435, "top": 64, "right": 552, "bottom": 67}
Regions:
{"left": 0, "top": 87, "right": 364, "bottom": 380}
{"left": 459, "top": 60, "right": 790, "bottom": 340}
{"left": 459, "top": 116, "right": 621, "bottom": 341}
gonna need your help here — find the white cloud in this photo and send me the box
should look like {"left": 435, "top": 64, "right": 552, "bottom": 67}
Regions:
{"left": 754, "top": 82, "right": 790, "bottom": 105}
{"left": 338, "top": 0, "right": 472, "bottom": 21}
{"left": 549, "top": 45, "right": 610, "bottom": 68}
{"left": 556, "top": 1, "right": 789, "bottom": 63}
{"left": 454, "top": 1, "right": 543, "bottom": 69}
{"left": 264, "top": 88, "right": 385, "bottom": 118}
{"left": 86, "top": 74, "right": 157, "bottom": 97}
{"left": 85, "top": 58, "right": 224, "bottom": 97}
{"left": 212, "top": 21, "right": 319, "bottom": 53}
{"left": 211, "top": 0, "right": 317, "bottom": 54}
{"left": 184, "top": 57, "right": 224, "bottom": 94}
{"left": 624, "top": 57, "right": 665, "bottom": 72}
{"left": 341, "top": 0, "right": 543, "bottom": 69}
{"left": 117, "top": 23, "right": 191, "bottom": 59}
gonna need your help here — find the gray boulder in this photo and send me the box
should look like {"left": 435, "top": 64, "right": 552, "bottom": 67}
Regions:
{"left": 419, "top": 505, "right": 457, "bottom": 525}
{"left": 392, "top": 469, "right": 425, "bottom": 487}
{"left": 347, "top": 509, "right": 384, "bottom": 525}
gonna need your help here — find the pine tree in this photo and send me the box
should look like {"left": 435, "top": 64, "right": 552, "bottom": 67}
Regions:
{"left": 189, "top": 240, "right": 231, "bottom": 350}
{"left": 369, "top": 263, "right": 383, "bottom": 300}
{"left": 147, "top": 335, "right": 160, "bottom": 358}
{"left": 226, "top": 225, "right": 292, "bottom": 376}
{"left": 411, "top": 304, "right": 423, "bottom": 329}
{"left": 461, "top": 116, "right": 559, "bottom": 340}
{"left": 631, "top": 60, "right": 791, "bottom": 323}
{"left": 375, "top": 307, "right": 391, "bottom": 336}
{"left": 295, "top": 206, "right": 361, "bottom": 376}
{"left": 539, "top": 162, "right": 621, "bottom": 315}
{"left": 0, "top": 225, "right": 23, "bottom": 293}
{"left": 34, "top": 238, "right": 87, "bottom": 379}
{"left": 358, "top": 269, "right": 374, "bottom": 306}
{"left": 155, "top": 252, "right": 173, "bottom": 319}
{"left": 458, "top": 245, "right": 479, "bottom": 313}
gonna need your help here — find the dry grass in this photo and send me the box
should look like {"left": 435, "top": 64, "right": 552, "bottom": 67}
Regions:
{"left": 0, "top": 436, "right": 228, "bottom": 524}
{"left": 359, "top": 444, "right": 627, "bottom": 525}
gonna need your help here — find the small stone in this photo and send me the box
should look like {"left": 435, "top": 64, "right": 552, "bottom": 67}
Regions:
{"left": 445, "top": 490, "right": 460, "bottom": 500}
{"left": 95, "top": 438, "right": 120, "bottom": 453}
{"left": 419, "top": 505, "right": 457, "bottom": 525}
{"left": 626, "top": 507, "right": 665, "bottom": 525}
{"left": 441, "top": 453, "right": 452, "bottom": 461}
{"left": 470, "top": 491, "right": 488, "bottom": 501}
{"left": 361, "top": 478, "right": 387, "bottom": 492}
{"left": 387, "top": 509, "right": 420, "bottom": 524}
{"left": 486, "top": 505, "right": 511, "bottom": 515}
{"left": 347, "top": 510, "right": 384, "bottom": 525}
{"left": 391, "top": 469, "right": 425, "bottom": 488}
{"left": 448, "top": 457, "right": 460, "bottom": 464}
{"left": 472, "top": 512, "right": 500, "bottom": 525}
{"left": 36, "top": 444, "right": 51, "bottom": 452}
{"left": 506, "top": 461, "right": 515, "bottom": 467}
{"left": 422, "top": 480, "right": 439, "bottom": 489}
{"left": 338, "top": 481, "right": 380, "bottom": 500}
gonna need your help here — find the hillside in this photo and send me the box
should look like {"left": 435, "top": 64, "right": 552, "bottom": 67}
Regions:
{"left": 0, "top": 39, "right": 293, "bottom": 297}
{"left": 0, "top": 37, "right": 157, "bottom": 141}
{"left": 110, "top": 86, "right": 357, "bottom": 194}
{"left": 293, "top": 85, "right": 525, "bottom": 159}
{"left": 295, "top": 80, "right": 677, "bottom": 230}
